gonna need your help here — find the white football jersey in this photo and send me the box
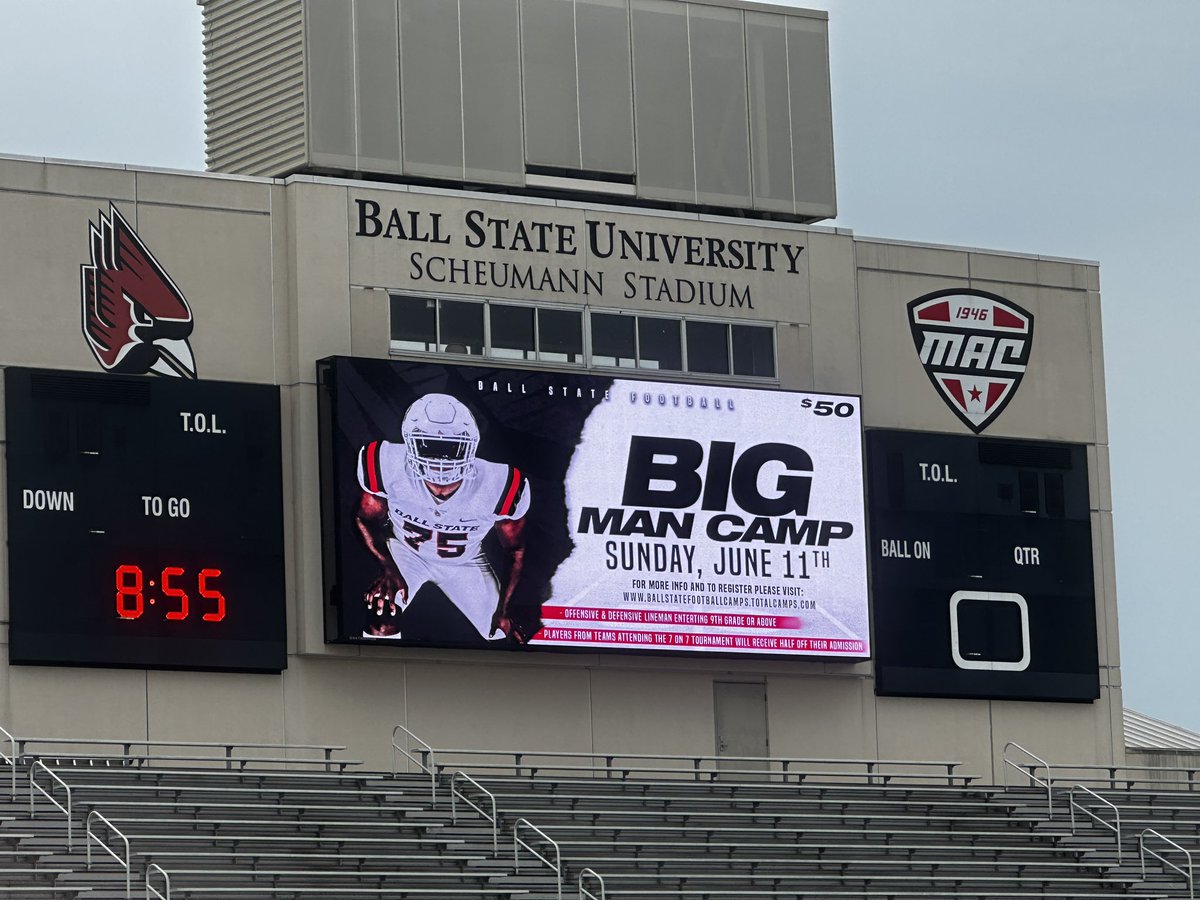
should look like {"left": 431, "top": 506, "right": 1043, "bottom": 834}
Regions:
{"left": 358, "top": 441, "right": 530, "bottom": 565}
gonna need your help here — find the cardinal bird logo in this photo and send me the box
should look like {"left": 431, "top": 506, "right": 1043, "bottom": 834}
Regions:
{"left": 80, "top": 205, "right": 197, "bottom": 379}
{"left": 908, "top": 288, "right": 1033, "bottom": 433}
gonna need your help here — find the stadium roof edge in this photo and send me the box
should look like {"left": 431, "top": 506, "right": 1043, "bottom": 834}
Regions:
{"left": 194, "top": 0, "right": 829, "bottom": 19}
{"left": 1126, "top": 708, "right": 1200, "bottom": 751}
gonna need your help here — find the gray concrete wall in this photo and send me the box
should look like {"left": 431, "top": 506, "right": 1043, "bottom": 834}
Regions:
{"left": 201, "top": 0, "right": 835, "bottom": 221}
{"left": 0, "top": 157, "right": 1119, "bottom": 781}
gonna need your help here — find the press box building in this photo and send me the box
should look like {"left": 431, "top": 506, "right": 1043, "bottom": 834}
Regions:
{"left": 0, "top": 0, "right": 1118, "bottom": 780}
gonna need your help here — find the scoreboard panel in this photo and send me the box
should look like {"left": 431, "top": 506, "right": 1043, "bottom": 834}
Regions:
{"left": 318, "top": 356, "right": 870, "bottom": 657}
{"left": 5, "top": 368, "right": 287, "bottom": 672}
{"left": 868, "top": 429, "right": 1098, "bottom": 702}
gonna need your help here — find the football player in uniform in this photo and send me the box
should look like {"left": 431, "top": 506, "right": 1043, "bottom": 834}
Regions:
{"left": 354, "top": 393, "right": 530, "bottom": 642}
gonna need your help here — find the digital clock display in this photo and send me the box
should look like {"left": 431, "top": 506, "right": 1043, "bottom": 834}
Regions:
{"left": 5, "top": 368, "right": 286, "bottom": 672}
{"left": 114, "top": 565, "right": 226, "bottom": 622}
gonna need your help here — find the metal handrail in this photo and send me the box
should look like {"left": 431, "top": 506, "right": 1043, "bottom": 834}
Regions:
{"left": 146, "top": 862, "right": 171, "bottom": 900}
{"left": 1037, "top": 761, "right": 1200, "bottom": 791}
{"left": 515, "top": 817, "right": 562, "bottom": 900}
{"left": 1141, "top": 828, "right": 1193, "bottom": 898}
{"left": 391, "top": 724, "right": 437, "bottom": 803}
{"left": 18, "top": 736, "right": 349, "bottom": 771}
{"left": 451, "top": 771, "right": 498, "bottom": 855}
{"left": 579, "top": 867, "right": 606, "bottom": 900}
{"left": 412, "top": 746, "right": 970, "bottom": 785}
{"left": 1069, "top": 784, "right": 1122, "bottom": 863}
{"left": 87, "top": 809, "right": 131, "bottom": 899}
{"left": 29, "top": 760, "right": 73, "bottom": 850}
{"left": 1002, "top": 741, "right": 1053, "bottom": 815}
{"left": 0, "top": 724, "right": 16, "bottom": 799}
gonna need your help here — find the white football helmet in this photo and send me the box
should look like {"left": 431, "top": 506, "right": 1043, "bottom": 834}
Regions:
{"left": 401, "top": 393, "right": 480, "bottom": 485}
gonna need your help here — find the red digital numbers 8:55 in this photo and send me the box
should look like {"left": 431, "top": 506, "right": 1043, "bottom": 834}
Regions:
{"left": 115, "top": 565, "right": 226, "bottom": 622}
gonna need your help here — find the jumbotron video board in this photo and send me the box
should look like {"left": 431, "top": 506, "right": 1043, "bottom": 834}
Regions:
{"left": 318, "top": 357, "right": 869, "bottom": 658}
{"left": 5, "top": 368, "right": 287, "bottom": 672}
{"left": 868, "top": 429, "right": 1098, "bottom": 701}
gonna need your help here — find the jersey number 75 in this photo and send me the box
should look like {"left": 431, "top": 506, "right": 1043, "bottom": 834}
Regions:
{"left": 402, "top": 523, "right": 467, "bottom": 558}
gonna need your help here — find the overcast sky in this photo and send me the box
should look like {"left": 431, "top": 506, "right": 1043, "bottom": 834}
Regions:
{"left": 1, "top": 1, "right": 1197, "bottom": 732}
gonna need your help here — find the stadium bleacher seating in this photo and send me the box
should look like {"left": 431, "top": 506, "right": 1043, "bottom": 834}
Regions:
{"left": 0, "top": 730, "right": 1196, "bottom": 899}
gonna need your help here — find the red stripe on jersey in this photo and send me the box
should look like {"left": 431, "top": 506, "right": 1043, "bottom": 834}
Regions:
{"left": 498, "top": 466, "right": 522, "bottom": 517}
{"left": 365, "top": 441, "right": 382, "bottom": 494}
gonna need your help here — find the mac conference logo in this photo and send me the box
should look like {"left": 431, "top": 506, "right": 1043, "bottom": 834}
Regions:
{"left": 80, "top": 205, "right": 197, "bottom": 378}
{"left": 908, "top": 289, "right": 1032, "bottom": 433}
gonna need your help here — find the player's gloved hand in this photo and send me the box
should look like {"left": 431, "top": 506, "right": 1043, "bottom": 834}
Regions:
{"left": 491, "top": 610, "right": 531, "bottom": 645}
{"left": 365, "top": 570, "right": 407, "bottom": 636}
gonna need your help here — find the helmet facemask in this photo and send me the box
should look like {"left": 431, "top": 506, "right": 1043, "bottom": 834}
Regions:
{"left": 401, "top": 394, "right": 480, "bottom": 485}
